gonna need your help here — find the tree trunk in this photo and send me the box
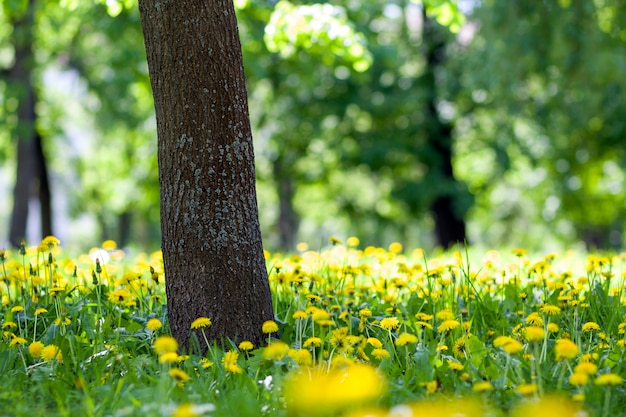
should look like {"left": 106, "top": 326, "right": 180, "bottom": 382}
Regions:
{"left": 138, "top": 0, "right": 275, "bottom": 349}
{"left": 422, "top": 10, "right": 468, "bottom": 249}
{"left": 8, "top": 0, "right": 38, "bottom": 248}
{"left": 273, "top": 156, "right": 299, "bottom": 251}
{"left": 35, "top": 132, "right": 53, "bottom": 238}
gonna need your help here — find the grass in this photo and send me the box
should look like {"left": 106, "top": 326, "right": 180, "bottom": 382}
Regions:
{"left": 0, "top": 236, "right": 625, "bottom": 416}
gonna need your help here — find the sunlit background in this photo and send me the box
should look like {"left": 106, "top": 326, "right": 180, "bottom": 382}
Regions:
{"left": 1, "top": 0, "right": 624, "bottom": 253}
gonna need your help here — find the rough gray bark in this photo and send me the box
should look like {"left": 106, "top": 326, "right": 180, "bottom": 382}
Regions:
{"left": 138, "top": 0, "right": 274, "bottom": 349}
{"left": 8, "top": 0, "right": 52, "bottom": 247}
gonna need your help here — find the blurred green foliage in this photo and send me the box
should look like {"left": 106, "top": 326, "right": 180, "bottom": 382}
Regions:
{"left": 0, "top": 0, "right": 624, "bottom": 252}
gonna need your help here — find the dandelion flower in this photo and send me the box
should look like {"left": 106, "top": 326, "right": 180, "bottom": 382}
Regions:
{"left": 371, "top": 348, "right": 391, "bottom": 359}
{"left": 367, "top": 337, "right": 383, "bottom": 349}
{"left": 438, "top": 320, "right": 460, "bottom": 333}
{"left": 472, "top": 381, "right": 494, "bottom": 392}
{"left": 303, "top": 337, "right": 322, "bottom": 348}
{"left": 34, "top": 308, "right": 48, "bottom": 315}
{"left": 238, "top": 341, "right": 254, "bottom": 351}
{"left": 493, "top": 336, "right": 523, "bottom": 354}
{"left": 146, "top": 318, "right": 163, "bottom": 331}
{"left": 569, "top": 372, "right": 589, "bottom": 386}
{"left": 539, "top": 304, "right": 561, "bottom": 316}
{"left": 447, "top": 360, "right": 464, "bottom": 371}
{"left": 222, "top": 350, "right": 243, "bottom": 374}
{"left": 190, "top": 317, "right": 212, "bottom": 329}
{"left": 200, "top": 358, "right": 213, "bottom": 369}
{"left": 10, "top": 306, "right": 24, "bottom": 313}
{"left": 262, "top": 320, "right": 279, "bottom": 334}
{"left": 379, "top": 317, "right": 400, "bottom": 331}
{"left": 525, "top": 313, "right": 544, "bottom": 327}
{"left": 594, "top": 373, "right": 623, "bottom": 386}
{"left": 288, "top": 349, "right": 313, "bottom": 366}
{"left": 574, "top": 362, "right": 598, "bottom": 375}
{"left": 547, "top": 322, "right": 559, "bottom": 333}
{"left": 516, "top": 383, "right": 538, "bottom": 395}
{"left": 523, "top": 326, "right": 545, "bottom": 342}
{"left": 292, "top": 310, "right": 308, "bottom": 320}
{"left": 41, "top": 344, "right": 62, "bottom": 362}
{"left": 262, "top": 341, "right": 289, "bottom": 360}
{"left": 54, "top": 317, "right": 71, "bottom": 327}
{"left": 108, "top": 288, "right": 131, "bottom": 304}
{"left": 435, "top": 310, "right": 455, "bottom": 321}
{"left": 581, "top": 322, "right": 600, "bottom": 332}
{"left": 9, "top": 337, "right": 27, "bottom": 347}
{"left": 153, "top": 336, "right": 178, "bottom": 355}
{"left": 169, "top": 368, "right": 191, "bottom": 382}
{"left": 555, "top": 338, "right": 579, "bottom": 361}
{"left": 395, "top": 332, "right": 418, "bottom": 347}
{"left": 172, "top": 403, "right": 216, "bottom": 417}
{"left": 29, "top": 341, "right": 44, "bottom": 358}
{"left": 159, "top": 352, "right": 180, "bottom": 364}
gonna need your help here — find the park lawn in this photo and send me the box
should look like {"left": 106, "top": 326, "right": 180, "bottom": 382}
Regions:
{"left": 0, "top": 237, "right": 625, "bottom": 416}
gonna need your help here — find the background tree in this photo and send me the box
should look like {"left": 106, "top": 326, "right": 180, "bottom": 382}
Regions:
{"left": 138, "top": 0, "right": 274, "bottom": 348}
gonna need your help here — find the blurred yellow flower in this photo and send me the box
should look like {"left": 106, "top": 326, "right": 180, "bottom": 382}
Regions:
{"left": 153, "top": 336, "right": 178, "bottom": 355}
{"left": 284, "top": 364, "right": 385, "bottom": 414}
{"left": 574, "top": 362, "right": 598, "bottom": 375}
{"left": 569, "top": 372, "right": 589, "bottom": 386}
{"left": 472, "top": 381, "right": 494, "bottom": 392}
{"left": 594, "top": 373, "right": 623, "bottom": 386}
{"left": 511, "top": 395, "right": 580, "bottom": 417}
{"left": 222, "top": 350, "right": 242, "bottom": 374}
{"left": 41, "top": 344, "right": 63, "bottom": 362}
{"left": 169, "top": 368, "right": 190, "bottom": 382}
{"left": 516, "top": 383, "right": 538, "bottom": 395}
{"left": 262, "top": 341, "right": 289, "bottom": 360}
{"left": 555, "top": 339, "right": 579, "bottom": 361}
{"left": 523, "top": 326, "right": 545, "bottom": 342}
{"left": 371, "top": 348, "right": 391, "bottom": 360}
{"left": 395, "top": 332, "right": 418, "bottom": 346}
{"left": 539, "top": 304, "right": 561, "bottom": 316}
{"left": 303, "top": 337, "right": 322, "bottom": 348}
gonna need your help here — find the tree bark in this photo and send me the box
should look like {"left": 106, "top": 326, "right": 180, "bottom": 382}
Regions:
{"left": 8, "top": 0, "right": 41, "bottom": 247}
{"left": 422, "top": 11, "right": 468, "bottom": 249}
{"left": 273, "top": 156, "right": 299, "bottom": 251}
{"left": 138, "top": 0, "right": 274, "bottom": 349}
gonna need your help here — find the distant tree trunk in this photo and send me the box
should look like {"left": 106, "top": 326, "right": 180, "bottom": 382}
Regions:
{"left": 118, "top": 210, "right": 132, "bottom": 247}
{"left": 139, "top": 0, "right": 275, "bottom": 349}
{"left": 273, "top": 156, "right": 299, "bottom": 251}
{"left": 8, "top": 0, "right": 52, "bottom": 247}
{"left": 422, "top": 11, "right": 467, "bottom": 248}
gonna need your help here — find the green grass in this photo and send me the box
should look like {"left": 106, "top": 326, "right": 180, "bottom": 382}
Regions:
{"left": 0, "top": 237, "right": 625, "bottom": 417}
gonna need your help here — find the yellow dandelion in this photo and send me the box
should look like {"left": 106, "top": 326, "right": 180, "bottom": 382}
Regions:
{"left": 146, "top": 318, "right": 163, "bottom": 331}
{"left": 262, "top": 341, "right": 289, "bottom": 360}
{"left": 569, "top": 372, "right": 589, "bottom": 386}
{"left": 512, "top": 248, "right": 527, "bottom": 257}
{"left": 594, "top": 373, "right": 623, "bottom": 386}
{"left": 288, "top": 349, "right": 313, "bottom": 366}
{"left": 169, "top": 368, "right": 190, "bottom": 382}
{"left": 159, "top": 351, "right": 180, "bottom": 364}
{"left": 262, "top": 320, "right": 279, "bottom": 334}
{"left": 190, "top": 317, "right": 212, "bottom": 329}
{"left": 54, "top": 317, "right": 71, "bottom": 327}
{"left": 388, "top": 242, "right": 403, "bottom": 253}
{"left": 108, "top": 288, "right": 131, "bottom": 304}
{"left": 153, "top": 336, "right": 178, "bottom": 355}
{"left": 395, "top": 332, "right": 418, "bottom": 347}
{"left": 371, "top": 348, "right": 390, "bottom": 359}
{"left": 222, "top": 350, "right": 243, "bottom": 374}
{"left": 347, "top": 236, "right": 360, "bottom": 247}
{"left": 547, "top": 322, "right": 560, "bottom": 333}
{"left": 574, "top": 362, "right": 598, "bottom": 375}
{"left": 523, "top": 326, "right": 545, "bottom": 342}
{"left": 438, "top": 319, "right": 460, "bottom": 333}
{"left": 525, "top": 312, "right": 544, "bottom": 327}
{"left": 10, "top": 306, "right": 24, "bottom": 313}
{"left": 555, "top": 338, "right": 579, "bottom": 361}
{"left": 415, "top": 312, "right": 434, "bottom": 321}
{"left": 447, "top": 360, "right": 464, "bottom": 371}
{"left": 379, "top": 317, "right": 400, "bottom": 331}
{"left": 34, "top": 308, "right": 48, "bottom": 315}
{"left": 9, "top": 337, "right": 27, "bottom": 347}
{"left": 292, "top": 310, "right": 308, "bottom": 320}
{"left": 516, "top": 383, "right": 538, "bottom": 395}
{"left": 539, "top": 304, "right": 561, "bottom": 316}
{"left": 238, "top": 340, "right": 254, "bottom": 351}
{"left": 472, "top": 381, "right": 494, "bottom": 392}
{"left": 303, "top": 337, "right": 322, "bottom": 348}
{"left": 435, "top": 310, "right": 455, "bottom": 321}
{"left": 581, "top": 322, "right": 600, "bottom": 332}
{"left": 493, "top": 336, "right": 523, "bottom": 354}
{"left": 29, "top": 341, "right": 44, "bottom": 358}
{"left": 200, "top": 358, "right": 213, "bottom": 369}
{"left": 41, "top": 344, "right": 62, "bottom": 362}
{"left": 366, "top": 337, "right": 383, "bottom": 349}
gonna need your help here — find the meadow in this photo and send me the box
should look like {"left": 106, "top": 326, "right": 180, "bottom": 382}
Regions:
{"left": 0, "top": 236, "right": 625, "bottom": 417}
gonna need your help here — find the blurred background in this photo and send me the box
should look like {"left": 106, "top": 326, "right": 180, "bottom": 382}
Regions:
{"left": 0, "top": 0, "right": 625, "bottom": 253}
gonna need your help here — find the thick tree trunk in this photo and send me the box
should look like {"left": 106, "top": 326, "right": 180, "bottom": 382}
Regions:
{"left": 138, "top": 0, "right": 274, "bottom": 349}
{"left": 8, "top": 0, "right": 38, "bottom": 248}
{"left": 422, "top": 11, "right": 467, "bottom": 249}
{"left": 273, "top": 156, "right": 299, "bottom": 251}
{"left": 35, "top": 132, "right": 53, "bottom": 238}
